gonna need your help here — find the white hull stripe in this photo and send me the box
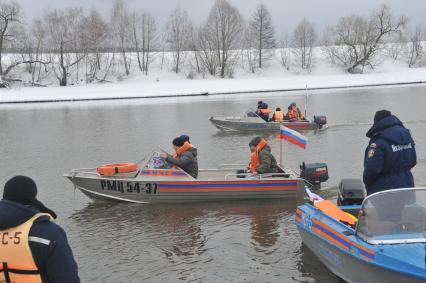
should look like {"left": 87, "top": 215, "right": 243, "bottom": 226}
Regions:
{"left": 29, "top": 236, "right": 50, "bottom": 245}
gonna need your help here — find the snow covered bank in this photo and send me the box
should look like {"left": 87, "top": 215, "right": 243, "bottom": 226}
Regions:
{"left": 1, "top": 66, "right": 426, "bottom": 104}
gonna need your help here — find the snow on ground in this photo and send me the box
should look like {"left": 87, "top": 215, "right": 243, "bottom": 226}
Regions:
{"left": 1, "top": 49, "right": 426, "bottom": 104}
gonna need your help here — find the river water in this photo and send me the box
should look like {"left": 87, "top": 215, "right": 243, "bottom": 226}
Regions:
{"left": 0, "top": 85, "right": 425, "bottom": 282}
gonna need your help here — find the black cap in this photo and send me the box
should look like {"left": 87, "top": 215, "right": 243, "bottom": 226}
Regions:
{"left": 374, "top": 110, "right": 391, "bottom": 124}
{"left": 249, "top": 136, "right": 262, "bottom": 147}
{"left": 3, "top": 176, "right": 57, "bottom": 219}
{"left": 257, "top": 100, "right": 263, "bottom": 105}
{"left": 180, "top": 135, "right": 190, "bottom": 143}
{"left": 172, "top": 137, "right": 185, "bottom": 147}
{"left": 276, "top": 107, "right": 281, "bottom": 111}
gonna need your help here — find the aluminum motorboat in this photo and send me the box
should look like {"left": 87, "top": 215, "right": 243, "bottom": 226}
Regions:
{"left": 64, "top": 151, "right": 329, "bottom": 204}
{"left": 210, "top": 111, "right": 327, "bottom": 132}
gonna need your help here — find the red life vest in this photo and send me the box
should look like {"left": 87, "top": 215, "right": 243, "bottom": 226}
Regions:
{"left": 287, "top": 109, "right": 299, "bottom": 121}
{"left": 174, "top": 142, "right": 193, "bottom": 157}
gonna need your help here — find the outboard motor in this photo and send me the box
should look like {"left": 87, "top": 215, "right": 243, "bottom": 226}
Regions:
{"left": 314, "top": 115, "right": 327, "bottom": 129}
{"left": 300, "top": 162, "right": 329, "bottom": 191}
{"left": 337, "top": 179, "right": 366, "bottom": 206}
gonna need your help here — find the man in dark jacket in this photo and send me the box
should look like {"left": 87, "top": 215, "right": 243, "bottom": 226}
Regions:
{"left": 363, "top": 110, "right": 417, "bottom": 195}
{"left": 249, "top": 137, "right": 279, "bottom": 174}
{"left": 161, "top": 137, "right": 198, "bottom": 178}
{"left": 0, "top": 175, "right": 80, "bottom": 283}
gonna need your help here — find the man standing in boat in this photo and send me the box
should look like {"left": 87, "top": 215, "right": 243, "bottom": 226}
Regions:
{"left": 161, "top": 136, "right": 199, "bottom": 178}
{"left": 363, "top": 110, "right": 417, "bottom": 195}
{"left": 0, "top": 175, "right": 80, "bottom": 283}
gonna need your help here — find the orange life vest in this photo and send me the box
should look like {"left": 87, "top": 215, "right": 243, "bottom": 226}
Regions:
{"left": 174, "top": 142, "right": 193, "bottom": 157}
{"left": 274, "top": 111, "right": 284, "bottom": 122}
{"left": 314, "top": 200, "right": 357, "bottom": 226}
{"left": 0, "top": 213, "right": 53, "bottom": 283}
{"left": 250, "top": 139, "right": 268, "bottom": 174}
{"left": 287, "top": 109, "right": 299, "bottom": 121}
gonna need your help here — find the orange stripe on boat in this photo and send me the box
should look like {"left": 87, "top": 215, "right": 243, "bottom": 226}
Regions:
{"left": 312, "top": 227, "right": 350, "bottom": 251}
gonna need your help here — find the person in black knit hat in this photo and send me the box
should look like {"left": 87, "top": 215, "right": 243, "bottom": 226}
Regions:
{"left": 363, "top": 110, "right": 417, "bottom": 195}
{"left": 0, "top": 175, "right": 80, "bottom": 283}
{"left": 160, "top": 137, "right": 198, "bottom": 178}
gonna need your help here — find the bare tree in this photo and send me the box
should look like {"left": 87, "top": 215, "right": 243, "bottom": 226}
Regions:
{"left": 29, "top": 19, "right": 47, "bottom": 83}
{"left": 80, "top": 8, "right": 109, "bottom": 83}
{"left": 132, "top": 11, "right": 157, "bottom": 75}
{"left": 291, "top": 18, "right": 316, "bottom": 71}
{"left": 386, "top": 30, "right": 406, "bottom": 61}
{"left": 202, "top": 0, "right": 243, "bottom": 78}
{"left": 165, "top": 8, "right": 192, "bottom": 74}
{"left": 279, "top": 34, "right": 291, "bottom": 70}
{"left": 248, "top": 4, "right": 275, "bottom": 69}
{"left": 0, "top": 0, "right": 20, "bottom": 76}
{"left": 111, "top": 0, "right": 131, "bottom": 76}
{"left": 406, "top": 25, "right": 425, "bottom": 68}
{"left": 323, "top": 5, "right": 407, "bottom": 73}
{"left": 197, "top": 24, "right": 218, "bottom": 76}
{"left": 45, "top": 9, "right": 85, "bottom": 86}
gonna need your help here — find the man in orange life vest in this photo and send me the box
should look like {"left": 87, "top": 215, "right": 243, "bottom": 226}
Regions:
{"left": 255, "top": 101, "right": 272, "bottom": 122}
{"left": 237, "top": 137, "right": 279, "bottom": 177}
{"left": 160, "top": 136, "right": 199, "bottom": 178}
{"left": 0, "top": 175, "right": 80, "bottom": 283}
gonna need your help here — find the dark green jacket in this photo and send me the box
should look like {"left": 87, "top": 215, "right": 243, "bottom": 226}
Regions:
{"left": 256, "top": 145, "right": 279, "bottom": 174}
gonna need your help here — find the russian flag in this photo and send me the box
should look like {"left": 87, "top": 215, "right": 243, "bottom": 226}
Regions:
{"left": 280, "top": 125, "right": 307, "bottom": 149}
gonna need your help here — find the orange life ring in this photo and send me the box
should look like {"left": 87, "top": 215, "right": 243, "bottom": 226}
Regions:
{"left": 97, "top": 163, "right": 138, "bottom": 176}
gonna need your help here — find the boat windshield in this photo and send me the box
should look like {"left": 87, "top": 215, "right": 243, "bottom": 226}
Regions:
{"left": 356, "top": 188, "right": 426, "bottom": 244}
{"left": 144, "top": 151, "right": 172, "bottom": 170}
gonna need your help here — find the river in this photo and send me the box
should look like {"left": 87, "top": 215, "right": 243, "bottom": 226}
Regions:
{"left": 0, "top": 85, "right": 425, "bottom": 282}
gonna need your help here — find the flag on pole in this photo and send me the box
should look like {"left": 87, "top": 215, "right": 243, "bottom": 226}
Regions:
{"left": 280, "top": 125, "right": 307, "bottom": 149}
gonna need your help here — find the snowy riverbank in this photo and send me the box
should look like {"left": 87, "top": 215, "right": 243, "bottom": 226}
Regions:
{"left": 1, "top": 56, "right": 426, "bottom": 104}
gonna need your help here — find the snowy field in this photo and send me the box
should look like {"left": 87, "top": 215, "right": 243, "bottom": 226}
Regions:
{"left": 1, "top": 48, "right": 426, "bottom": 104}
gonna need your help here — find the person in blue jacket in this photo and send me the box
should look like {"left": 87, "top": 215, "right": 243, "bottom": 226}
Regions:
{"left": 0, "top": 175, "right": 80, "bottom": 283}
{"left": 363, "top": 110, "right": 417, "bottom": 195}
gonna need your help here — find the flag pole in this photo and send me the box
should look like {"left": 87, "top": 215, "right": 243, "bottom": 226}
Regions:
{"left": 280, "top": 136, "right": 283, "bottom": 166}
{"left": 304, "top": 84, "right": 308, "bottom": 119}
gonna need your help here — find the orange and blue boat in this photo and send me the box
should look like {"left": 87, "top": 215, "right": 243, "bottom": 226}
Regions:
{"left": 64, "top": 151, "right": 326, "bottom": 204}
{"left": 295, "top": 187, "right": 426, "bottom": 283}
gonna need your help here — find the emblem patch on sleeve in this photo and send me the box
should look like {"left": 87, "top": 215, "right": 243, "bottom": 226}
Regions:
{"left": 368, "top": 149, "right": 375, "bottom": 158}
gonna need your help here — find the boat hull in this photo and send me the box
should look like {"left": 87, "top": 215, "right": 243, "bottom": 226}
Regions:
{"left": 66, "top": 175, "right": 307, "bottom": 204}
{"left": 297, "top": 228, "right": 425, "bottom": 283}
{"left": 295, "top": 204, "right": 426, "bottom": 283}
{"left": 210, "top": 116, "right": 320, "bottom": 131}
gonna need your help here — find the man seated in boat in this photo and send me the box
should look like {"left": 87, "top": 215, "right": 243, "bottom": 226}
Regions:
{"left": 291, "top": 102, "right": 305, "bottom": 120}
{"left": 269, "top": 107, "right": 284, "bottom": 122}
{"left": 255, "top": 101, "right": 272, "bottom": 122}
{"left": 247, "top": 137, "right": 279, "bottom": 175}
{"left": 160, "top": 136, "right": 198, "bottom": 178}
{"left": 286, "top": 106, "right": 299, "bottom": 122}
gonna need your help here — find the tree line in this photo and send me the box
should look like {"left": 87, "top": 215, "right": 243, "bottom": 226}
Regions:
{"left": 0, "top": 0, "right": 424, "bottom": 86}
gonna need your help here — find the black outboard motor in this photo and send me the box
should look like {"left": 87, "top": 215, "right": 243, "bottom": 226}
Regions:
{"left": 337, "top": 179, "right": 366, "bottom": 206}
{"left": 313, "top": 115, "right": 327, "bottom": 129}
{"left": 300, "top": 162, "right": 329, "bottom": 191}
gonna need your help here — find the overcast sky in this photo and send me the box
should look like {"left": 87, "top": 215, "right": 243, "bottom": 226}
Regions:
{"left": 15, "top": 0, "right": 426, "bottom": 35}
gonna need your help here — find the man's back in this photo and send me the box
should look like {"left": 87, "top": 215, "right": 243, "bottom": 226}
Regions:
{"left": 0, "top": 200, "right": 80, "bottom": 283}
{"left": 363, "top": 115, "right": 417, "bottom": 195}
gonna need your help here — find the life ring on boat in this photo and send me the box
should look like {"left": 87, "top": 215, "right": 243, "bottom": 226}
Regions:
{"left": 97, "top": 163, "right": 138, "bottom": 176}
